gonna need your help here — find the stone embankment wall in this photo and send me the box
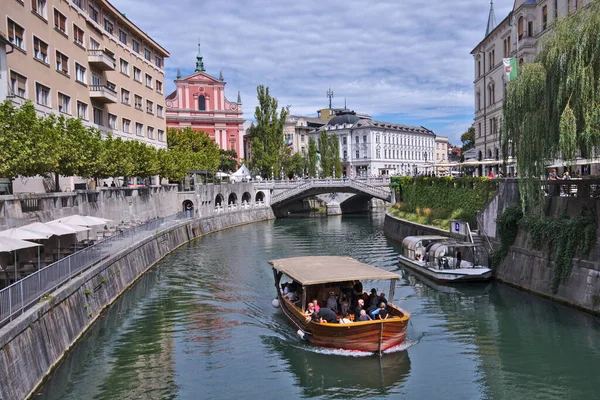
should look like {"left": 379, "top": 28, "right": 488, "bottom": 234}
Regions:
{"left": 0, "top": 208, "right": 275, "bottom": 400}
{"left": 383, "top": 212, "right": 461, "bottom": 243}
{"left": 495, "top": 197, "right": 600, "bottom": 315}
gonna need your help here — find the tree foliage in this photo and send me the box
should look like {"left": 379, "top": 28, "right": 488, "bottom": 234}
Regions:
{"left": 220, "top": 149, "right": 238, "bottom": 172}
{"left": 460, "top": 125, "right": 475, "bottom": 153}
{"left": 307, "top": 137, "right": 318, "bottom": 177}
{"left": 249, "top": 85, "right": 287, "bottom": 178}
{"left": 503, "top": 1, "right": 600, "bottom": 211}
{"left": 316, "top": 130, "right": 342, "bottom": 177}
{"left": 166, "top": 127, "right": 220, "bottom": 172}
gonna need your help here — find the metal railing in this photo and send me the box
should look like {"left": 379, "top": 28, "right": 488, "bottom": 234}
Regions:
{"left": 542, "top": 179, "right": 600, "bottom": 198}
{"left": 0, "top": 213, "right": 188, "bottom": 327}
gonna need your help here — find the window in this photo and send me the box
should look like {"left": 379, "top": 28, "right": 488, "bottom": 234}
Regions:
{"left": 35, "top": 83, "right": 50, "bottom": 106}
{"left": 108, "top": 113, "right": 117, "bottom": 129}
{"left": 134, "top": 95, "right": 142, "bottom": 110}
{"left": 542, "top": 6, "right": 548, "bottom": 30}
{"left": 478, "top": 122, "right": 482, "bottom": 138}
{"left": 198, "top": 95, "right": 206, "bottom": 110}
{"left": 77, "top": 101, "right": 88, "bottom": 120}
{"left": 58, "top": 92, "right": 70, "bottom": 114}
{"left": 554, "top": 0, "right": 558, "bottom": 19}
{"left": 93, "top": 107, "right": 103, "bottom": 125}
{"left": 121, "top": 88, "right": 130, "bottom": 105}
{"left": 73, "top": 24, "right": 84, "bottom": 46}
{"left": 91, "top": 73, "right": 101, "bottom": 86}
{"left": 146, "top": 100, "right": 153, "bottom": 114}
{"left": 518, "top": 16, "right": 524, "bottom": 40}
{"left": 135, "top": 122, "right": 143, "bottom": 136}
{"left": 55, "top": 51, "right": 69, "bottom": 74}
{"left": 477, "top": 60, "right": 481, "bottom": 77}
{"left": 156, "top": 80, "right": 163, "bottom": 93}
{"left": 157, "top": 105, "right": 164, "bottom": 117}
{"left": 158, "top": 129, "right": 164, "bottom": 141}
{"left": 119, "top": 29, "right": 127, "bottom": 44}
{"left": 145, "top": 74, "right": 152, "bottom": 88}
{"left": 355, "top": 136, "right": 359, "bottom": 144}
{"left": 120, "top": 59, "right": 129, "bottom": 75}
{"left": 147, "top": 127, "right": 154, "bottom": 139}
{"left": 75, "top": 63, "right": 86, "bottom": 83}
{"left": 89, "top": 38, "right": 100, "bottom": 50}
{"left": 363, "top": 135, "right": 367, "bottom": 143}
{"left": 54, "top": 9, "right": 67, "bottom": 34}
{"left": 154, "top": 55, "right": 163, "bottom": 68}
{"left": 32, "top": 0, "right": 47, "bottom": 19}
{"left": 133, "top": 67, "right": 141, "bottom": 82}
{"left": 89, "top": 2, "right": 99, "bottom": 22}
{"left": 10, "top": 71, "right": 27, "bottom": 97}
{"left": 103, "top": 17, "right": 114, "bottom": 35}
{"left": 528, "top": 21, "right": 533, "bottom": 37}
{"left": 73, "top": 0, "right": 83, "bottom": 9}
{"left": 33, "top": 37, "right": 48, "bottom": 64}
{"left": 488, "top": 50, "right": 494, "bottom": 70}
{"left": 342, "top": 136, "right": 347, "bottom": 145}
{"left": 355, "top": 150, "right": 360, "bottom": 158}
{"left": 8, "top": 19, "right": 25, "bottom": 51}
{"left": 132, "top": 39, "right": 140, "bottom": 53}
{"left": 122, "top": 119, "right": 131, "bottom": 133}
{"left": 477, "top": 90, "right": 481, "bottom": 110}
{"left": 144, "top": 48, "right": 151, "bottom": 61}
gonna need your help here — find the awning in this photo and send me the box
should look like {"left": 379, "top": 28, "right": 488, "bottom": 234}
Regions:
{"left": 269, "top": 256, "right": 401, "bottom": 285}
{"left": 0, "top": 228, "right": 48, "bottom": 240}
{"left": 20, "top": 222, "right": 84, "bottom": 237}
{"left": 0, "top": 237, "right": 41, "bottom": 253}
{"left": 49, "top": 215, "right": 111, "bottom": 227}
{"left": 547, "top": 158, "right": 600, "bottom": 168}
{"left": 46, "top": 221, "right": 92, "bottom": 233}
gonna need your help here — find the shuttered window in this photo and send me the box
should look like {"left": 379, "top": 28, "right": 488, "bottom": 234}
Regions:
{"left": 7, "top": 19, "right": 25, "bottom": 50}
{"left": 54, "top": 9, "right": 66, "bottom": 33}
{"left": 56, "top": 51, "right": 69, "bottom": 74}
{"left": 33, "top": 37, "right": 48, "bottom": 63}
{"left": 10, "top": 71, "right": 27, "bottom": 97}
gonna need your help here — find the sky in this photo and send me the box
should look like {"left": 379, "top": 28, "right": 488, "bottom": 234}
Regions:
{"left": 113, "top": 0, "right": 514, "bottom": 145}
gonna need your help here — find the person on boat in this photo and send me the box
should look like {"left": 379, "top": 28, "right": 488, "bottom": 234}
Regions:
{"left": 378, "top": 292, "right": 388, "bottom": 306}
{"left": 377, "top": 303, "right": 389, "bottom": 320}
{"left": 326, "top": 291, "right": 338, "bottom": 313}
{"left": 339, "top": 312, "right": 352, "bottom": 324}
{"left": 358, "top": 310, "right": 371, "bottom": 321}
{"left": 354, "top": 299, "right": 365, "bottom": 321}
{"left": 305, "top": 302, "right": 316, "bottom": 321}
{"left": 368, "top": 289, "right": 379, "bottom": 307}
{"left": 312, "top": 299, "right": 320, "bottom": 313}
{"left": 339, "top": 294, "right": 350, "bottom": 315}
{"left": 317, "top": 307, "right": 337, "bottom": 323}
{"left": 456, "top": 250, "right": 462, "bottom": 268}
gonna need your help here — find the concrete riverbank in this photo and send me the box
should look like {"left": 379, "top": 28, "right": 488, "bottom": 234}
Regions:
{"left": 0, "top": 207, "right": 275, "bottom": 400}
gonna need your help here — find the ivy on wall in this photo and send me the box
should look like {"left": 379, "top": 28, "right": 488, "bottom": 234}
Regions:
{"left": 390, "top": 177, "right": 498, "bottom": 227}
{"left": 491, "top": 205, "right": 523, "bottom": 268}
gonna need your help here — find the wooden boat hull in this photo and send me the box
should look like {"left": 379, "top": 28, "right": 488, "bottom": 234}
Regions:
{"left": 278, "top": 294, "right": 410, "bottom": 353}
{"left": 398, "top": 255, "right": 492, "bottom": 283}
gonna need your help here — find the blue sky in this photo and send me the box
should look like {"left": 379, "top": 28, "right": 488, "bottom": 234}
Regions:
{"left": 113, "top": 0, "right": 513, "bottom": 145}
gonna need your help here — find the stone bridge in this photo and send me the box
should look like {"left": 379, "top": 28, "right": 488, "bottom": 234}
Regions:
{"left": 254, "top": 178, "right": 393, "bottom": 216}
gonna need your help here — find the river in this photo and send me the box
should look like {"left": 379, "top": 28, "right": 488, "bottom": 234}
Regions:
{"left": 37, "top": 212, "right": 600, "bottom": 400}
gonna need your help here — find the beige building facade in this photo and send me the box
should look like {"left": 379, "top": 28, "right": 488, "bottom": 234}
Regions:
{"left": 2, "top": 0, "right": 169, "bottom": 151}
{"left": 471, "top": 0, "right": 590, "bottom": 176}
{"left": 435, "top": 135, "right": 448, "bottom": 163}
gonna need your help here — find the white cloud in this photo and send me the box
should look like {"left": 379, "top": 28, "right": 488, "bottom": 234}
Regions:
{"left": 113, "top": 0, "right": 514, "bottom": 145}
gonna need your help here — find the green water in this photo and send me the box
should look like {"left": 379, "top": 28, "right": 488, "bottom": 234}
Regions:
{"left": 37, "top": 212, "right": 600, "bottom": 400}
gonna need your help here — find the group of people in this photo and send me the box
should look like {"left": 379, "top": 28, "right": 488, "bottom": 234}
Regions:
{"left": 299, "top": 284, "right": 392, "bottom": 324}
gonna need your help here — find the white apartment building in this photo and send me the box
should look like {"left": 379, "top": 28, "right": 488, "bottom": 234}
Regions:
{"left": 471, "top": 0, "right": 591, "bottom": 176}
{"left": 311, "top": 110, "right": 436, "bottom": 177}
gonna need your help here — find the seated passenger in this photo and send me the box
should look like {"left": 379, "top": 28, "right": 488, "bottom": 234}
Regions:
{"left": 358, "top": 310, "right": 372, "bottom": 322}
{"left": 312, "top": 299, "right": 320, "bottom": 313}
{"left": 378, "top": 292, "right": 388, "bottom": 306}
{"left": 339, "top": 294, "right": 350, "bottom": 315}
{"left": 326, "top": 291, "right": 338, "bottom": 313}
{"left": 317, "top": 307, "right": 337, "bottom": 323}
{"left": 339, "top": 312, "right": 352, "bottom": 324}
{"left": 368, "top": 289, "right": 379, "bottom": 308}
{"left": 354, "top": 299, "right": 365, "bottom": 321}
{"left": 377, "top": 303, "right": 389, "bottom": 320}
{"left": 305, "top": 302, "right": 315, "bottom": 319}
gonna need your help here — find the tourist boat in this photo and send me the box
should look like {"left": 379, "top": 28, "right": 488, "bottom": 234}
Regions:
{"left": 398, "top": 236, "right": 492, "bottom": 282}
{"left": 269, "top": 256, "right": 410, "bottom": 354}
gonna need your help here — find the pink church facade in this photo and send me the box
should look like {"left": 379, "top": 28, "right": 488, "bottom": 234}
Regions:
{"left": 165, "top": 46, "right": 244, "bottom": 158}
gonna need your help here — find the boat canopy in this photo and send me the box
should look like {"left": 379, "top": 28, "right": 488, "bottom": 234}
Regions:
{"left": 401, "top": 236, "right": 450, "bottom": 252}
{"left": 269, "top": 256, "right": 401, "bottom": 285}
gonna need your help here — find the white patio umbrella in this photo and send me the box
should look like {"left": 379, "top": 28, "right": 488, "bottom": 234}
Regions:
{"left": 0, "top": 228, "right": 47, "bottom": 271}
{"left": 23, "top": 222, "right": 90, "bottom": 259}
{"left": 0, "top": 237, "right": 42, "bottom": 283}
{"left": 49, "top": 215, "right": 110, "bottom": 227}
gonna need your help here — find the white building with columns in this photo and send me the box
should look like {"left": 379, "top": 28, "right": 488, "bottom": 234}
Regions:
{"left": 311, "top": 110, "right": 436, "bottom": 177}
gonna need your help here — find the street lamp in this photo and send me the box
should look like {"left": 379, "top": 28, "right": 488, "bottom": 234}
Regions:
{"left": 423, "top": 151, "right": 428, "bottom": 176}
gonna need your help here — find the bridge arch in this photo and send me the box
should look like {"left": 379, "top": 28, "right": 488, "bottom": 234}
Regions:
{"left": 255, "top": 191, "right": 265, "bottom": 202}
{"left": 228, "top": 193, "right": 238, "bottom": 205}
{"left": 242, "top": 192, "right": 252, "bottom": 204}
{"left": 215, "top": 193, "right": 224, "bottom": 207}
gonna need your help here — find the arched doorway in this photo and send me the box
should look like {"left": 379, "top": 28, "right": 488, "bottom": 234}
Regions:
{"left": 215, "top": 194, "right": 224, "bottom": 207}
{"left": 242, "top": 192, "right": 252, "bottom": 205}
{"left": 255, "top": 191, "right": 265, "bottom": 203}
{"left": 228, "top": 193, "right": 238, "bottom": 206}
{"left": 182, "top": 200, "right": 194, "bottom": 218}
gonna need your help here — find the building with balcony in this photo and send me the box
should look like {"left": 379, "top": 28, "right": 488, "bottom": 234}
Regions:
{"left": 471, "top": 0, "right": 591, "bottom": 176}
{"left": 2, "top": 0, "right": 169, "bottom": 154}
{"left": 310, "top": 110, "right": 436, "bottom": 178}
{"left": 165, "top": 46, "right": 245, "bottom": 158}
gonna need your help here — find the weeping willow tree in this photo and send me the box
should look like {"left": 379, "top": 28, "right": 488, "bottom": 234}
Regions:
{"left": 503, "top": 0, "right": 600, "bottom": 211}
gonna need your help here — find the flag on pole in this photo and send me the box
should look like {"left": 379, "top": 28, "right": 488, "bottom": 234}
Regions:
{"left": 503, "top": 58, "right": 518, "bottom": 81}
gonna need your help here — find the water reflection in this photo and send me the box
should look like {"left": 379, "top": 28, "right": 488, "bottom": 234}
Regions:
{"left": 265, "top": 336, "right": 411, "bottom": 399}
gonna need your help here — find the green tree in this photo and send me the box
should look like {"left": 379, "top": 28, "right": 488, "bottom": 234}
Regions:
{"left": 282, "top": 149, "right": 305, "bottom": 178}
{"left": 503, "top": 1, "right": 600, "bottom": 210}
{"left": 318, "top": 130, "right": 331, "bottom": 176}
{"left": 157, "top": 148, "right": 190, "bottom": 182}
{"left": 167, "top": 127, "right": 221, "bottom": 171}
{"left": 329, "top": 134, "right": 342, "bottom": 178}
{"left": 460, "top": 125, "right": 475, "bottom": 153}
{"left": 249, "top": 85, "right": 287, "bottom": 178}
{"left": 129, "top": 140, "right": 159, "bottom": 182}
{"left": 307, "top": 137, "right": 318, "bottom": 177}
{"left": 219, "top": 149, "right": 238, "bottom": 172}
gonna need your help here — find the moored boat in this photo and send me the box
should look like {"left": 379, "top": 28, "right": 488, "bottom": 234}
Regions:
{"left": 269, "top": 256, "right": 410, "bottom": 354}
{"left": 398, "top": 236, "right": 492, "bottom": 282}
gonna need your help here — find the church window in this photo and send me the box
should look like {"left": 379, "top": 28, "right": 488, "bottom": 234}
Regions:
{"left": 198, "top": 95, "right": 206, "bottom": 111}
{"left": 518, "top": 16, "right": 524, "bottom": 40}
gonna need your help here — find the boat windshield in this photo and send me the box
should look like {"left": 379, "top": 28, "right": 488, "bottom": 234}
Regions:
{"left": 401, "top": 236, "right": 450, "bottom": 261}
{"left": 426, "top": 243, "right": 489, "bottom": 270}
